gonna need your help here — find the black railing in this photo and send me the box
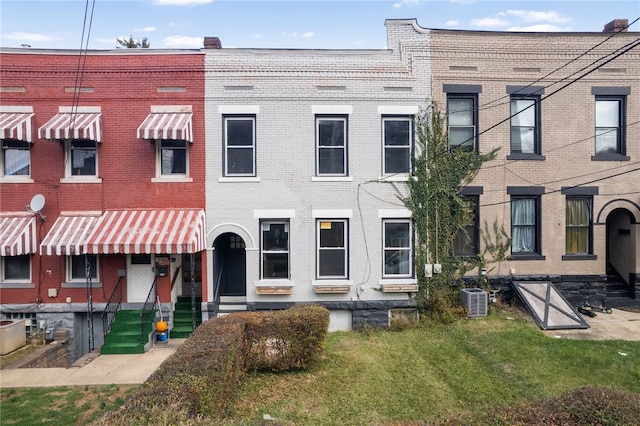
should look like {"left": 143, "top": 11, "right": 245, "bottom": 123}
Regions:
{"left": 101, "top": 276, "right": 124, "bottom": 337}
{"left": 140, "top": 276, "right": 158, "bottom": 344}
{"left": 212, "top": 265, "right": 223, "bottom": 316}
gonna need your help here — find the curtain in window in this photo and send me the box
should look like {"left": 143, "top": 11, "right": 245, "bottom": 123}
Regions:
{"left": 512, "top": 198, "right": 535, "bottom": 253}
{"left": 566, "top": 198, "right": 589, "bottom": 254}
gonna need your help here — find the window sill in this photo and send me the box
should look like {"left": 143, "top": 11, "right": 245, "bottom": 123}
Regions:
{"left": 509, "top": 254, "right": 546, "bottom": 261}
{"left": 0, "top": 282, "right": 35, "bottom": 288}
{"left": 60, "top": 177, "right": 102, "bottom": 184}
{"left": 62, "top": 281, "right": 103, "bottom": 288}
{"left": 507, "top": 153, "right": 546, "bottom": 161}
{"left": 378, "top": 174, "right": 409, "bottom": 182}
{"left": 312, "top": 280, "right": 352, "bottom": 293}
{"left": 0, "top": 177, "right": 34, "bottom": 184}
{"left": 219, "top": 176, "right": 260, "bottom": 183}
{"left": 379, "top": 278, "right": 418, "bottom": 293}
{"left": 312, "top": 176, "right": 353, "bottom": 182}
{"left": 591, "top": 154, "right": 630, "bottom": 161}
{"left": 151, "top": 176, "right": 193, "bottom": 183}
{"left": 254, "top": 279, "right": 294, "bottom": 295}
{"left": 562, "top": 254, "right": 597, "bottom": 261}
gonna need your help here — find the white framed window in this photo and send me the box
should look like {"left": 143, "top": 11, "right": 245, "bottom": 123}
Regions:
{"left": 383, "top": 117, "right": 413, "bottom": 175}
{"left": 67, "top": 254, "right": 98, "bottom": 282}
{"left": 224, "top": 115, "right": 256, "bottom": 176}
{"left": 158, "top": 139, "right": 188, "bottom": 176}
{"left": 1, "top": 255, "right": 31, "bottom": 282}
{"left": 383, "top": 219, "right": 413, "bottom": 278}
{"left": 260, "top": 220, "right": 289, "bottom": 279}
{"left": 447, "top": 95, "right": 477, "bottom": 151}
{"left": 317, "top": 219, "right": 348, "bottom": 279}
{"left": 66, "top": 139, "right": 97, "bottom": 177}
{"left": 316, "top": 116, "right": 347, "bottom": 176}
{"left": 1, "top": 140, "right": 31, "bottom": 177}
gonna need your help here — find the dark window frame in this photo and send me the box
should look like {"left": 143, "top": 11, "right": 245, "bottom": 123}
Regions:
{"left": 447, "top": 93, "right": 478, "bottom": 152}
{"left": 260, "top": 219, "right": 290, "bottom": 280}
{"left": 316, "top": 219, "right": 349, "bottom": 279}
{"left": 223, "top": 115, "right": 257, "bottom": 177}
{"left": 382, "top": 115, "right": 413, "bottom": 175}
{"left": 382, "top": 219, "right": 414, "bottom": 278}
{"left": 315, "top": 115, "right": 348, "bottom": 177}
{"left": 1, "top": 139, "right": 31, "bottom": 177}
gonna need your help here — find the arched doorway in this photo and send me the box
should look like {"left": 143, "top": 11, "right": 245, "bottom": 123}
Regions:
{"left": 606, "top": 208, "right": 635, "bottom": 295}
{"left": 213, "top": 233, "right": 247, "bottom": 297}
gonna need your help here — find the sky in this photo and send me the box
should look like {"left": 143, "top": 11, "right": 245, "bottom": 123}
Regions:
{"left": 0, "top": 0, "right": 639, "bottom": 50}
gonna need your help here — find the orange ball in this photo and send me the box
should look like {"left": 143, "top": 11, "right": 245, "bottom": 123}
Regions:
{"left": 156, "top": 321, "right": 168, "bottom": 332}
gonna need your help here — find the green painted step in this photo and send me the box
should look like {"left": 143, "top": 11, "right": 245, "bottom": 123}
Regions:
{"left": 101, "top": 309, "right": 156, "bottom": 355}
{"left": 170, "top": 296, "right": 202, "bottom": 339}
{"left": 100, "top": 342, "right": 145, "bottom": 355}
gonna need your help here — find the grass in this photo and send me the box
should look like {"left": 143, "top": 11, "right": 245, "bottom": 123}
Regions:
{"left": 1, "top": 308, "right": 639, "bottom": 425}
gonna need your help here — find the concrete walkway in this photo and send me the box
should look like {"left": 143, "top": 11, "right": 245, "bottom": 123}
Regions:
{"left": 0, "top": 339, "right": 184, "bottom": 388}
{"left": 543, "top": 308, "right": 640, "bottom": 341}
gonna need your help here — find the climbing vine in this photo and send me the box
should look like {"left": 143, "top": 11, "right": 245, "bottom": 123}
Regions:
{"left": 395, "top": 102, "right": 501, "bottom": 312}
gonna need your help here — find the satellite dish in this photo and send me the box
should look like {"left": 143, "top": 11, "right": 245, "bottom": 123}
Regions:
{"left": 30, "top": 194, "right": 45, "bottom": 213}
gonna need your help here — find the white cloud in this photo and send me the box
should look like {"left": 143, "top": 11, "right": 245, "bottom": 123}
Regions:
{"left": 508, "top": 24, "right": 573, "bottom": 32}
{"left": 471, "top": 17, "right": 509, "bottom": 28}
{"left": 163, "top": 35, "right": 203, "bottom": 47}
{"left": 393, "top": 0, "right": 421, "bottom": 9}
{"left": 506, "top": 10, "right": 571, "bottom": 24}
{"left": 281, "top": 32, "right": 298, "bottom": 38}
{"left": 133, "top": 27, "right": 156, "bottom": 33}
{"left": 3, "top": 32, "right": 62, "bottom": 42}
{"left": 153, "top": 0, "right": 213, "bottom": 5}
{"left": 445, "top": 20, "right": 459, "bottom": 26}
{"left": 302, "top": 32, "right": 315, "bottom": 38}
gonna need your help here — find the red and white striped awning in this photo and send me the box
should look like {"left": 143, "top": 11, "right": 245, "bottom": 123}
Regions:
{"left": 0, "top": 213, "right": 37, "bottom": 256}
{"left": 87, "top": 209, "right": 206, "bottom": 254}
{"left": 0, "top": 112, "right": 34, "bottom": 142}
{"left": 38, "top": 112, "right": 102, "bottom": 142}
{"left": 137, "top": 112, "right": 193, "bottom": 142}
{"left": 40, "top": 213, "right": 101, "bottom": 256}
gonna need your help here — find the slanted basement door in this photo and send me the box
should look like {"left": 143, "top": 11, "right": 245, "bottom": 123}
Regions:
{"left": 512, "top": 281, "right": 590, "bottom": 330}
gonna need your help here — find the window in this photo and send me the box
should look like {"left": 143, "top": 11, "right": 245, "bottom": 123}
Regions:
{"left": 511, "top": 197, "right": 540, "bottom": 256}
{"left": 261, "top": 220, "right": 290, "bottom": 279}
{"left": 2, "top": 255, "right": 30, "bottom": 282}
{"left": 1, "top": 140, "right": 30, "bottom": 177}
{"left": 565, "top": 197, "right": 593, "bottom": 255}
{"left": 453, "top": 196, "right": 479, "bottom": 257}
{"left": 224, "top": 116, "right": 255, "bottom": 176}
{"left": 383, "top": 117, "right": 412, "bottom": 174}
{"left": 595, "top": 97, "right": 625, "bottom": 156}
{"left": 317, "top": 219, "right": 348, "bottom": 278}
{"left": 316, "top": 116, "right": 347, "bottom": 176}
{"left": 510, "top": 96, "right": 540, "bottom": 155}
{"left": 67, "top": 139, "right": 97, "bottom": 176}
{"left": 447, "top": 95, "right": 477, "bottom": 151}
{"left": 383, "top": 219, "right": 413, "bottom": 277}
{"left": 159, "top": 139, "right": 187, "bottom": 176}
{"left": 68, "top": 255, "right": 98, "bottom": 281}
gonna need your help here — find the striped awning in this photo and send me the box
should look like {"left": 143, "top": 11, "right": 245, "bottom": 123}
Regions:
{"left": 137, "top": 112, "right": 193, "bottom": 142}
{"left": 38, "top": 112, "right": 102, "bottom": 142}
{"left": 87, "top": 209, "right": 206, "bottom": 254}
{"left": 0, "top": 213, "right": 36, "bottom": 256}
{"left": 0, "top": 112, "right": 34, "bottom": 142}
{"left": 40, "top": 213, "right": 101, "bottom": 256}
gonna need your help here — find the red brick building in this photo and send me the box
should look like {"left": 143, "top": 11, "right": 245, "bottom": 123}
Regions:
{"left": 0, "top": 48, "right": 206, "bottom": 358}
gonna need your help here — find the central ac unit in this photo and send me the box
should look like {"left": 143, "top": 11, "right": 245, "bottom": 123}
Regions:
{"left": 461, "top": 288, "right": 488, "bottom": 318}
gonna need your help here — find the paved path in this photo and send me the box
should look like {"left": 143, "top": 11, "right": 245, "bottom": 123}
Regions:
{"left": 0, "top": 339, "right": 184, "bottom": 388}
{"left": 543, "top": 308, "right": 640, "bottom": 341}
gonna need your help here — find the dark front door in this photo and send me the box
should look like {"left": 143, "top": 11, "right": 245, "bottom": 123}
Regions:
{"left": 214, "top": 233, "right": 246, "bottom": 297}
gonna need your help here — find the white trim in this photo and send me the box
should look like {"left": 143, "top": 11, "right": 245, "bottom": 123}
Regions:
{"left": 378, "top": 278, "right": 418, "bottom": 285}
{"left": 311, "top": 176, "right": 353, "bottom": 182}
{"left": 150, "top": 105, "right": 192, "bottom": 113}
{"left": 218, "top": 105, "right": 260, "bottom": 114}
{"left": 312, "top": 280, "right": 353, "bottom": 287}
{"left": 254, "top": 279, "right": 295, "bottom": 288}
{"left": 0, "top": 106, "right": 33, "bottom": 113}
{"left": 218, "top": 176, "right": 261, "bottom": 183}
{"left": 59, "top": 106, "right": 101, "bottom": 113}
{"left": 378, "top": 208, "right": 412, "bottom": 218}
{"left": 312, "top": 105, "right": 353, "bottom": 115}
{"left": 253, "top": 209, "right": 295, "bottom": 219}
{"left": 60, "top": 177, "right": 102, "bottom": 184}
{"left": 312, "top": 209, "right": 352, "bottom": 218}
{"left": 378, "top": 106, "right": 419, "bottom": 115}
{"left": 151, "top": 176, "right": 193, "bottom": 183}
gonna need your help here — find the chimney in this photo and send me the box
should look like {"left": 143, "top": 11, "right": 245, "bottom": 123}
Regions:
{"left": 603, "top": 19, "right": 628, "bottom": 32}
{"left": 203, "top": 37, "right": 222, "bottom": 49}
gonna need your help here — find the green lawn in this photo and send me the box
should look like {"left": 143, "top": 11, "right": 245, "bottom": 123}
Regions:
{"left": 1, "top": 310, "right": 639, "bottom": 425}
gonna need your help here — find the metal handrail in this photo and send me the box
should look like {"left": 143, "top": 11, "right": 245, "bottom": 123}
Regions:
{"left": 140, "top": 276, "right": 158, "bottom": 343}
{"left": 101, "top": 276, "right": 123, "bottom": 337}
{"left": 212, "top": 265, "right": 223, "bottom": 316}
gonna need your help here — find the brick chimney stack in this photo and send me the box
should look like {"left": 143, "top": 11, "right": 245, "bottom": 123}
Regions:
{"left": 203, "top": 37, "right": 222, "bottom": 49}
{"left": 603, "top": 19, "right": 628, "bottom": 32}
